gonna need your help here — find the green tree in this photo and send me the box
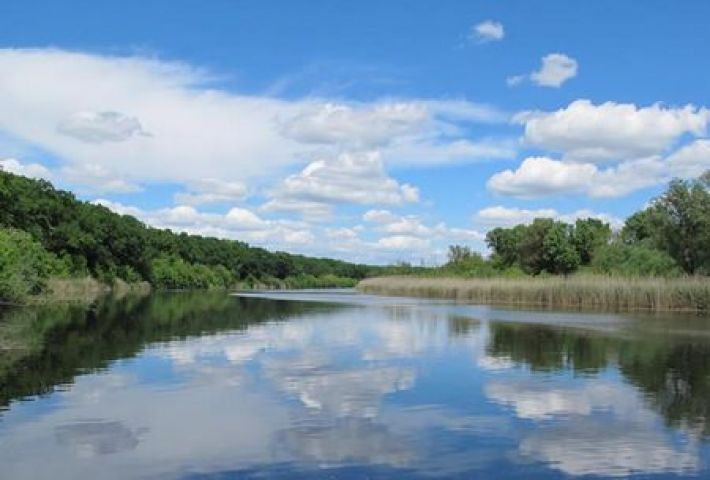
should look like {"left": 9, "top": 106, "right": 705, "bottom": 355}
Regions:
{"left": 573, "top": 218, "right": 611, "bottom": 264}
{"left": 486, "top": 225, "right": 525, "bottom": 268}
{"left": 650, "top": 176, "right": 710, "bottom": 274}
{"left": 0, "top": 228, "right": 67, "bottom": 302}
{"left": 542, "top": 222, "right": 581, "bottom": 275}
{"left": 618, "top": 171, "right": 710, "bottom": 275}
{"left": 447, "top": 245, "right": 474, "bottom": 264}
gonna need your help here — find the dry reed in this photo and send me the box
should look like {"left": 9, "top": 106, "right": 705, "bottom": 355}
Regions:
{"left": 357, "top": 275, "right": 710, "bottom": 312}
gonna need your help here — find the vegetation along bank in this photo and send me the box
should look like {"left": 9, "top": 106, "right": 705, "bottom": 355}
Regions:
{"left": 0, "top": 170, "right": 367, "bottom": 304}
{"left": 360, "top": 172, "right": 710, "bottom": 312}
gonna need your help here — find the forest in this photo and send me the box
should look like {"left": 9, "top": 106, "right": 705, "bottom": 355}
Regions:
{"left": 0, "top": 170, "right": 368, "bottom": 302}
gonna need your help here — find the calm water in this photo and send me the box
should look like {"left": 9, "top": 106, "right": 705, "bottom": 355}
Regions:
{"left": 1, "top": 291, "right": 710, "bottom": 479}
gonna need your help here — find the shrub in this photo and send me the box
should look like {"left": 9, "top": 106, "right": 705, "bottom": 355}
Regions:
{"left": 0, "top": 228, "right": 67, "bottom": 302}
{"left": 591, "top": 243, "right": 682, "bottom": 277}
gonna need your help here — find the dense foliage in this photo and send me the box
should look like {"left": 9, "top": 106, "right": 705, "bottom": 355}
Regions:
{"left": 485, "top": 218, "right": 611, "bottom": 275}
{"left": 0, "top": 228, "right": 68, "bottom": 302}
{"left": 620, "top": 174, "right": 710, "bottom": 274}
{"left": 462, "top": 171, "right": 709, "bottom": 278}
{"left": 0, "top": 171, "right": 368, "bottom": 300}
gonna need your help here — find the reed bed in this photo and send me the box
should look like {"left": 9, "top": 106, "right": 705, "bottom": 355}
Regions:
{"left": 31, "top": 277, "right": 151, "bottom": 304}
{"left": 358, "top": 275, "right": 710, "bottom": 312}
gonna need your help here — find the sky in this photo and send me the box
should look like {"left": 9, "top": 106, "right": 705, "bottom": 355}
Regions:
{"left": 1, "top": 0, "right": 710, "bottom": 265}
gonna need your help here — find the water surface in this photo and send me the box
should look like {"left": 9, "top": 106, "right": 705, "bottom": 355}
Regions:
{"left": 1, "top": 290, "right": 710, "bottom": 479}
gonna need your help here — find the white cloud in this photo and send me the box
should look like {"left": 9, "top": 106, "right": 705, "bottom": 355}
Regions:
{"left": 505, "top": 74, "right": 526, "bottom": 87}
{"left": 93, "top": 200, "right": 314, "bottom": 249}
{"left": 0, "top": 157, "right": 52, "bottom": 181}
{"left": 487, "top": 156, "right": 596, "bottom": 197}
{"left": 530, "top": 53, "right": 578, "bottom": 87}
{"left": 377, "top": 235, "right": 430, "bottom": 251}
{"left": 382, "top": 216, "right": 432, "bottom": 237}
{"left": 487, "top": 156, "right": 671, "bottom": 198}
{"left": 476, "top": 205, "right": 623, "bottom": 229}
{"left": 56, "top": 111, "right": 149, "bottom": 143}
{"left": 325, "top": 226, "right": 362, "bottom": 240}
{"left": 666, "top": 139, "right": 710, "bottom": 178}
{"left": 363, "top": 209, "right": 400, "bottom": 224}
{"left": 517, "top": 100, "right": 709, "bottom": 162}
{"left": 61, "top": 163, "right": 141, "bottom": 193}
{"left": 174, "top": 178, "right": 248, "bottom": 206}
{"left": 477, "top": 205, "right": 559, "bottom": 226}
{"left": 364, "top": 210, "right": 485, "bottom": 259}
{"left": 507, "top": 54, "right": 577, "bottom": 88}
{"left": 262, "top": 151, "right": 419, "bottom": 219}
{"left": 225, "top": 207, "right": 268, "bottom": 230}
{"left": 0, "top": 48, "right": 512, "bottom": 196}
{"left": 470, "top": 20, "right": 505, "bottom": 43}
{"left": 280, "top": 102, "right": 428, "bottom": 148}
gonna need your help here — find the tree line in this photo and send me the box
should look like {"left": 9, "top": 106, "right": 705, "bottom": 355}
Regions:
{"left": 0, "top": 171, "right": 368, "bottom": 301}
{"left": 445, "top": 171, "right": 710, "bottom": 277}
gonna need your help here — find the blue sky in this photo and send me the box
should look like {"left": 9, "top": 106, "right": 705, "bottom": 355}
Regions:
{"left": 1, "top": 1, "right": 709, "bottom": 264}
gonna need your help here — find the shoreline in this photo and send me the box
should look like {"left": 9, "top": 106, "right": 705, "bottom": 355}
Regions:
{"left": 357, "top": 275, "right": 710, "bottom": 313}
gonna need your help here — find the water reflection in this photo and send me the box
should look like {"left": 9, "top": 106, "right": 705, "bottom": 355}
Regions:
{"left": 487, "top": 320, "right": 710, "bottom": 436}
{"left": 0, "top": 292, "right": 709, "bottom": 478}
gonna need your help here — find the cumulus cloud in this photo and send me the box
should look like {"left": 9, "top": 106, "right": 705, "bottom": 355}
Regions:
{"left": 93, "top": 199, "right": 314, "bottom": 248}
{"left": 0, "top": 157, "right": 52, "bottom": 180}
{"left": 363, "top": 209, "right": 400, "bottom": 224}
{"left": 517, "top": 100, "right": 709, "bottom": 162}
{"left": 377, "top": 235, "right": 430, "bottom": 251}
{"left": 56, "top": 111, "right": 149, "bottom": 143}
{"left": 262, "top": 151, "right": 419, "bottom": 219}
{"left": 508, "top": 53, "right": 577, "bottom": 88}
{"left": 487, "top": 156, "right": 596, "bottom": 197}
{"left": 487, "top": 155, "right": 679, "bottom": 199}
{"left": 364, "top": 209, "right": 485, "bottom": 256}
{"left": 476, "top": 205, "right": 623, "bottom": 229}
{"left": 174, "top": 178, "right": 248, "bottom": 205}
{"left": 470, "top": 20, "right": 505, "bottom": 43}
{"left": 665, "top": 139, "right": 710, "bottom": 178}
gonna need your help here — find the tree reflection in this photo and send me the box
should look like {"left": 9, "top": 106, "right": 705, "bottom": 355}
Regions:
{"left": 0, "top": 292, "right": 339, "bottom": 409}
{"left": 487, "top": 321, "right": 710, "bottom": 436}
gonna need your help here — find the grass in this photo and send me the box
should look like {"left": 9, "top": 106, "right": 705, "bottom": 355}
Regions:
{"left": 357, "top": 275, "right": 710, "bottom": 313}
{"left": 27, "top": 277, "right": 151, "bottom": 305}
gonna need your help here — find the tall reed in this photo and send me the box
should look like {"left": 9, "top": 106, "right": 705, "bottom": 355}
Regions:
{"left": 358, "top": 275, "right": 710, "bottom": 312}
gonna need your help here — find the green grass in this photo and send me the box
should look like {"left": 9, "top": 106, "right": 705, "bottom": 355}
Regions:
{"left": 358, "top": 275, "right": 710, "bottom": 312}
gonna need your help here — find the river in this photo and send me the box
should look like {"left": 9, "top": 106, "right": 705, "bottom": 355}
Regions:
{"left": 1, "top": 290, "right": 709, "bottom": 479}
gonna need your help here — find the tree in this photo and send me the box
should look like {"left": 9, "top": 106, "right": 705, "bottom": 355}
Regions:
{"left": 0, "top": 228, "right": 67, "bottom": 302}
{"left": 517, "top": 218, "right": 556, "bottom": 274}
{"left": 573, "top": 218, "right": 611, "bottom": 264}
{"left": 621, "top": 173, "right": 710, "bottom": 274}
{"left": 542, "top": 222, "right": 580, "bottom": 275}
{"left": 486, "top": 225, "right": 525, "bottom": 268}
{"left": 447, "top": 245, "right": 473, "bottom": 264}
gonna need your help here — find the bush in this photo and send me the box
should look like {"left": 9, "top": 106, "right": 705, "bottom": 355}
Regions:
{"left": 149, "top": 256, "right": 235, "bottom": 290}
{"left": 0, "top": 228, "right": 67, "bottom": 302}
{"left": 591, "top": 243, "right": 682, "bottom": 277}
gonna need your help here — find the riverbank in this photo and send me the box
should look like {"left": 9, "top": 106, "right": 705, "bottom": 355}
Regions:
{"left": 357, "top": 275, "right": 710, "bottom": 312}
{"left": 23, "top": 277, "right": 152, "bottom": 305}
